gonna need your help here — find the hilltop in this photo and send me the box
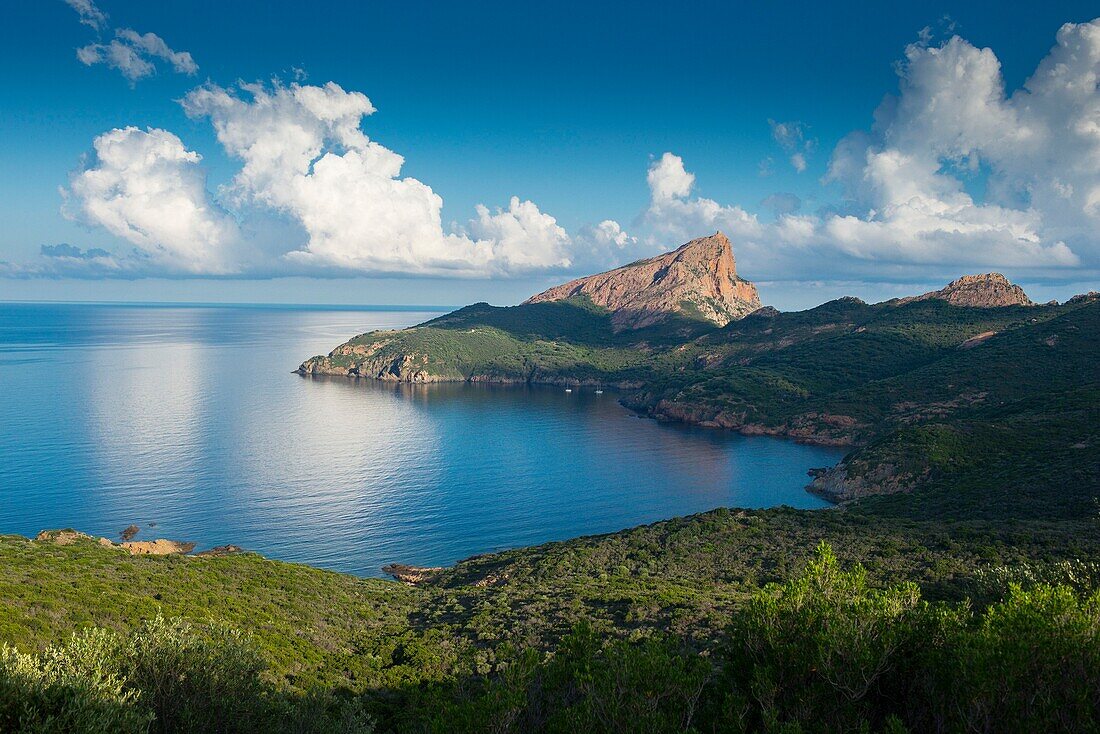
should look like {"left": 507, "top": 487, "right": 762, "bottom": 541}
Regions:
{"left": 525, "top": 232, "right": 761, "bottom": 329}
{"left": 901, "top": 272, "right": 1036, "bottom": 308}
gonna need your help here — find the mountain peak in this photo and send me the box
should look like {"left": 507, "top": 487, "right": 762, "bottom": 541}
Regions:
{"left": 525, "top": 232, "right": 762, "bottom": 330}
{"left": 912, "top": 273, "right": 1034, "bottom": 308}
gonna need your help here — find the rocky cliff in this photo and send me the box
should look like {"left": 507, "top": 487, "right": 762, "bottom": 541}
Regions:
{"left": 524, "top": 232, "right": 762, "bottom": 330}
{"left": 904, "top": 273, "right": 1034, "bottom": 308}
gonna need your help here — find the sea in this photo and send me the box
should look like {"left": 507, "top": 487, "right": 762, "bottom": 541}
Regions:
{"left": 0, "top": 302, "right": 842, "bottom": 577}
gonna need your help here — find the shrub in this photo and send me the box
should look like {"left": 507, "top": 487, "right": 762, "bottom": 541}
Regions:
{"left": 0, "top": 618, "right": 374, "bottom": 734}
{"left": 941, "top": 584, "right": 1100, "bottom": 733}
{"left": 719, "top": 542, "right": 923, "bottom": 732}
{"left": 5, "top": 550, "right": 1100, "bottom": 733}
{"left": 408, "top": 626, "right": 709, "bottom": 733}
{"left": 0, "top": 632, "right": 150, "bottom": 733}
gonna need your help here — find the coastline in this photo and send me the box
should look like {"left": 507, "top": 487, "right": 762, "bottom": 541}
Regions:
{"left": 295, "top": 369, "right": 859, "bottom": 447}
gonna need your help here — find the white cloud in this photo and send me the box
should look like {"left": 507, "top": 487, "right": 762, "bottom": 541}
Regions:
{"left": 64, "top": 0, "right": 107, "bottom": 31}
{"left": 635, "top": 19, "right": 1100, "bottom": 282}
{"left": 568, "top": 220, "right": 647, "bottom": 271}
{"left": 25, "top": 17, "right": 1100, "bottom": 285}
{"left": 116, "top": 29, "right": 198, "bottom": 74}
{"left": 467, "top": 197, "right": 572, "bottom": 271}
{"left": 62, "top": 127, "right": 242, "bottom": 275}
{"left": 822, "top": 24, "right": 1100, "bottom": 269}
{"left": 78, "top": 29, "right": 197, "bottom": 83}
{"left": 644, "top": 153, "right": 762, "bottom": 244}
{"left": 78, "top": 39, "right": 154, "bottom": 82}
{"left": 590, "top": 220, "right": 635, "bottom": 249}
{"left": 181, "top": 81, "right": 573, "bottom": 276}
{"left": 646, "top": 152, "right": 695, "bottom": 201}
{"left": 769, "top": 119, "right": 815, "bottom": 172}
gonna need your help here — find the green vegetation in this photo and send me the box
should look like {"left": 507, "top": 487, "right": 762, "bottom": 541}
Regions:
{"left": 6, "top": 291, "right": 1099, "bottom": 730}
{"left": 4, "top": 542, "right": 1100, "bottom": 732}
{"left": 1, "top": 616, "right": 373, "bottom": 733}
{"left": 306, "top": 293, "right": 1098, "bottom": 510}
{"left": 306, "top": 296, "right": 716, "bottom": 385}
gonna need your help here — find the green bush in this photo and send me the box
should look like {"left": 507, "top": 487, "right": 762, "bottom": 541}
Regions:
{"left": 0, "top": 632, "right": 150, "bottom": 733}
{"left": 0, "top": 617, "right": 373, "bottom": 734}
{"left": 4, "top": 549, "right": 1100, "bottom": 732}
{"left": 718, "top": 542, "right": 925, "bottom": 732}
{"left": 399, "top": 625, "right": 709, "bottom": 733}
{"left": 941, "top": 584, "right": 1100, "bottom": 732}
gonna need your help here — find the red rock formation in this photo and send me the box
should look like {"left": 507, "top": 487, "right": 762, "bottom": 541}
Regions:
{"left": 907, "top": 273, "right": 1034, "bottom": 308}
{"left": 525, "top": 232, "right": 762, "bottom": 330}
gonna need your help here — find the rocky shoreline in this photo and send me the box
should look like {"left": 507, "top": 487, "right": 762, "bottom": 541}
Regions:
{"left": 296, "top": 369, "right": 865, "bottom": 502}
{"left": 31, "top": 529, "right": 245, "bottom": 558}
{"left": 297, "top": 366, "right": 859, "bottom": 448}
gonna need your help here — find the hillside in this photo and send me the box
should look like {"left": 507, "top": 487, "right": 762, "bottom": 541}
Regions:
{"left": 525, "top": 232, "right": 761, "bottom": 329}
{"left": 7, "top": 237, "right": 1099, "bottom": 731}
{"left": 5, "top": 480, "right": 1100, "bottom": 731}
{"left": 298, "top": 233, "right": 1099, "bottom": 508}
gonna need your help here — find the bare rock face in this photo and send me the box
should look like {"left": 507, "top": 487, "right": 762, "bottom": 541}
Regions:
{"left": 909, "top": 273, "right": 1034, "bottom": 308}
{"left": 382, "top": 563, "right": 443, "bottom": 584}
{"left": 32, "top": 529, "right": 194, "bottom": 556}
{"left": 120, "top": 539, "right": 196, "bottom": 555}
{"left": 525, "top": 232, "right": 762, "bottom": 330}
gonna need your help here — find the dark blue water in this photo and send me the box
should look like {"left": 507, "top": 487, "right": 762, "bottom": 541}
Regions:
{"left": 0, "top": 302, "right": 841, "bottom": 576}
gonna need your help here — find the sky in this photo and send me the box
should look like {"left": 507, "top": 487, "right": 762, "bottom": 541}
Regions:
{"left": 1, "top": 1, "right": 1099, "bottom": 309}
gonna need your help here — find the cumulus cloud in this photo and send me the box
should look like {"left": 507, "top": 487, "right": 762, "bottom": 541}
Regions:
{"left": 646, "top": 151, "right": 695, "bottom": 200}
{"left": 62, "top": 126, "right": 242, "bottom": 275}
{"left": 181, "top": 81, "right": 572, "bottom": 276}
{"left": 644, "top": 153, "right": 762, "bottom": 244}
{"left": 569, "top": 220, "right": 646, "bottom": 271}
{"left": 641, "top": 153, "right": 825, "bottom": 278}
{"left": 26, "top": 80, "right": 628, "bottom": 280}
{"left": 821, "top": 24, "right": 1098, "bottom": 269}
{"left": 78, "top": 29, "right": 197, "bottom": 83}
{"left": 648, "top": 19, "right": 1100, "bottom": 281}
{"left": 64, "top": 0, "right": 107, "bottom": 31}
{"left": 588, "top": 220, "right": 636, "bottom": 249}
{"left": 466, "top": 197, "right": 572, "bottom": 271}
{"left": 27, "top": 17, "right": 1100, "bottom": 285}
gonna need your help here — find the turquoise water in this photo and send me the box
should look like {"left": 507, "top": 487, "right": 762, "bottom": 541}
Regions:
{"left": 0, "top": 303, "right": 841, "bottom": 576}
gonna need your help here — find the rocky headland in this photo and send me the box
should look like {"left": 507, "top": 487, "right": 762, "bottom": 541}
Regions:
{"left": 296, "top": 231, "right": 1098, "bottom": 505}
{"left": 524, "top": 232, "right": 761, "bottom": 330}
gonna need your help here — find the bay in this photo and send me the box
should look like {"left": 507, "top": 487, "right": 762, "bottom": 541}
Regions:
{"left": 0, "top": 302, "right": 841, "bottom": 576}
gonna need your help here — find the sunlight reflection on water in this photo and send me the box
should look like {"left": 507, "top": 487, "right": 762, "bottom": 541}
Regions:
{"left": 0, "top": 303, "right": 841, "bottom": 576}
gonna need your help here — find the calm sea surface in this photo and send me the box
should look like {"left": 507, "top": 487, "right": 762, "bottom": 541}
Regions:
{"left": 0, "top": 303, "right": 841, "bottom": 576}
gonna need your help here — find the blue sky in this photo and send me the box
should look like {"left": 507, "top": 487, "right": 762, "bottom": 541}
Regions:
{"left": 2, "top": 0, "right": 1099, "bottom": 308}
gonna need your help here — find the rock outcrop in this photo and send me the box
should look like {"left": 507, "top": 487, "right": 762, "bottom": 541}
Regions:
{"left": 33, "top": 529, "right": 195, "bottom": 556}
{"left": 382, "top": 563, "right": 443, "bottom": 584}
{"left": 807, "top": 463, "right": 921, "bottom": 503}
{"left": 906, "top": 273, "right": 1034, "bottom": 308}
{"left": 525, "top": 232, "right": 762, "bottom": 330}
{"left": 298, "top": 340, "right": 449, "bottom": 382}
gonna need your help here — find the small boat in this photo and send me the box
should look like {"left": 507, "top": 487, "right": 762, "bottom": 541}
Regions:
{"left": 595, "top": 389, "right": 604, "bottom": 394}
{"left": 564, "top": 388, "right": 572, "bottom": 393}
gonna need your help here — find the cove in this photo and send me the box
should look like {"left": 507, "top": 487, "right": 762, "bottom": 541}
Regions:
{"left": 0, "top": 303, "right": 843, "bottom": 577}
